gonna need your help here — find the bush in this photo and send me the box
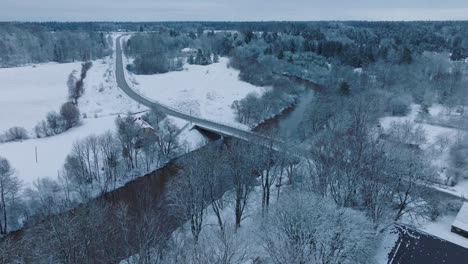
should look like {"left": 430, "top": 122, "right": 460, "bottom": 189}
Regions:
{"left": 142, "top": 109, "right": 167, "bottom": 126}
{"left": 34, "top": 120, "right": 53, "bottom": 138}
{"left": 1, "top": 127, "right": 29, "bottom": 142}
{"left": 80, "top": 61, "right": 93, "bottom": 79}
{"left": 46, "top": 111, "right": 65, "bottom": 134}
{"left": 60, "top": 102, "right": 80, "bottom": 129}
{"left": 387, "top": 95, "right": 411, "bottom": 116}
{"left": 229, "top": 56, "right": 274, "bottom": 87}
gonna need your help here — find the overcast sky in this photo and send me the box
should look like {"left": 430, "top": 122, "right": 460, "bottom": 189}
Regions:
{"left": 2, "top": 0, "right": 468, "bottom": 21}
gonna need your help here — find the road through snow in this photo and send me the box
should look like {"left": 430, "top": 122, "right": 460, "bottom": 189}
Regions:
{"left": 115, "top": 36, "right": 295, "bottom": 152}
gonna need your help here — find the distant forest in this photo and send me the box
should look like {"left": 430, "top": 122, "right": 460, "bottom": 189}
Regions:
{"left": 2, "top": 21, "right": 468, "bottom": 67}
{"left": 0, "top": 23, "right": 112, "bottom": 67}
{"left": 121, "top": 21, "right": 468, "bottom": 126}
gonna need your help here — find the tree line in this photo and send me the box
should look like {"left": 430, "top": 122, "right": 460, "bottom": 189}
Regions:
{"left": 0, "top": 24, "right": 111, "bottom": 67}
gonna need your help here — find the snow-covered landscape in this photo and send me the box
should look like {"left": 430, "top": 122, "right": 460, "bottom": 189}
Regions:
{"left": 3, "top": 16, "right": 468, "bottom": 264}
{"left": 125, "top": 56, "right": 267, "bottom": 130}
{"left": 0, "top": 40, "right": 210, "bottom": 186}
{"left": 0, "top": 61, "right": 81, "bottom": 132}
{"left": 0, "top": 50, "right": 144, "bottom": 185}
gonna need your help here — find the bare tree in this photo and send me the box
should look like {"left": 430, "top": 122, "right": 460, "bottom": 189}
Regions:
{"left": 251, "top": 140, "right": 277, "bottom": 214}
{"left": 157, "top": 119, "right": 180, "bottom": 161}
{"left": 0, "top": 156, "right": 20, "bottom": 234}
{"left": 387, "top": 145, "right": 434, "bottom": 222}
{"left": 262, "top": 191, "right": 375, "bottom": 264}
{"left": 116, "top": 115, "right": 141, "bottom": 170}
{"left": 223, "top": 140, "right": 256, "bottom": 229}
{"left": 198, "top": 145, "right": 230, "bottom": 231}
{"left": 168, "top": 155, "right": 209, "bottom": 243}
{"left": 98, "top": 131, "right": 121, "bottom": 190}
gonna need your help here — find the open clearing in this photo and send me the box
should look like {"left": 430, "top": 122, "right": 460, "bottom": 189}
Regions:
{"left": 126, "top": 57, "right": 268, "bottom": 129}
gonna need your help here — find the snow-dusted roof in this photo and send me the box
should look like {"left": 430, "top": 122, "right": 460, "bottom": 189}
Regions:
{"left": 133, "top": 117, "right": 154, "bottom": 130}
{"left": 453, "top": 202, "right": 468, "bottom": 231}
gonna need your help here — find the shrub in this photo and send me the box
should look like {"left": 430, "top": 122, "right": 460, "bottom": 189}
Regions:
{"left": 1, "top": 127, "right": 29, "bottom": 142}
{"left": 229, "top": 56, "right": 274, "bottom": 87}
{"left": 46, "top": 111, "right": 65, "bottom": 134}
{"left": 60, "top": 102, "right": 80, "bottom": 129}
{"left": 34, "top": 120, "right": 53, "bottom": 138}
{"left": 387, "top": 95, "right": 411, "bottom": 116}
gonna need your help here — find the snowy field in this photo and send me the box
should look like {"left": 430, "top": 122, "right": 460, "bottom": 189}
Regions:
{"left": 380, "top": 104, "right": 466, "bottom": 190}
{"left": 380, "top": 104, "right": 462, "bottom": 149}
{"left": 0, "top": 35, "right": 206, "bottom": 186}
{"left": 0, "top": 114, "right": 204, "bottom": 186}
{"left": 0, "top": 62, "right": 81, "bottom": 132}
{"left": 125, "top": 56, "right": 268, "bottom": 130}
{"left": 374, "top": 228, "right": 399, "bottom": 264}
{"left": 0, "top": 116, "right": 116, "bottom": 185}
{"left": 0, "top": 59, "right": 142, "bottom": 134}
{"left": 0, "top": 37, "right": 144, "bottom": 186}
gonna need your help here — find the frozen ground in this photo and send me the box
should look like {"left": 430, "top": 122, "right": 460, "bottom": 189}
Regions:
{"left": 0, "top": 34, "right": 206, "bottom": 186}
{"left": 374, "top": 228, "right": 399, "bottom": 264}
{"left": 0, "top": 61, "right": 81, "bottom": 132}
{"left": 0, "top": 116, "right": 116, "bottom": 186}
{"left": 380, "top": 104, "right": 461, "bottom": 148}
{"left": 0, "top": 59, "right": 143, "bottom": 134}
{"left": 0, "top": 34, "right": 144, "bottom": 186}
{"left": 78, "top": 56, "right": 145, "bottom": 118}
{"left": 0, "top": 113, "right": 204, "bottom": 187}
{"left": 380, "top": 104, "right": 467, "bottom": 190}
{"left": 0, "top": 33, "right": 144, "bottom": 135}
{"left": 381, "top": 104, "right": 468, "bottom": 250}
{"left": 124, "top": 55, "right": 267, "bottom": 130}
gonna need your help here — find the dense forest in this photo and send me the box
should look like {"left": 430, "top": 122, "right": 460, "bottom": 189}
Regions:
{"left": 123, "top": 21, "right": 468, "bottom": 126}
{"left": 0, "top": 24, "right": 112, "bottom": 67}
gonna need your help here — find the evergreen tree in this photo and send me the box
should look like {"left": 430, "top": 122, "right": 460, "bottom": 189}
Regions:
{"left": 195, "top": 49, "right": 204, "bottom": 64}
{"left": 188, "top": 54, "right": 195, "bottom": 64}
{"left": 400, "top": 47, "right": 413, "bottom": 64}
{"left": 213, "top": 53, "right": 220, "bottom": 63}
{"left": 418, "top": 103, "right": 431, "bottom": 119}
{"left": 278, "top": 50, "right": 284, "bottom": 60}
{"left": 450, "top": 47, "right": 465, "bottom": 61}
{"left": 339, "top": 82, "right": 350, "bottom": 96}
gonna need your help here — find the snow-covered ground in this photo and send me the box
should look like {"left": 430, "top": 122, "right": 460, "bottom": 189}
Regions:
{"left": 0, "top": 34, "right": 207, "bottom": 186}
{"left": 374, "top": 228, "right": 400, "bottom": 264}
{"left": 0, "top": 59, "right": 142, "bottom": 134}
{"left": 0, "top": 61, "right": 81, "bottom": 132}
{"left": 124, "top": 55, "right": 268, "bottom": 130}
{"left": 168, "top": 116, "right": 208, "bottom": 152}
{"left": 380, "top": 104, "right": 467, "bottom": 190}
{"left": 0, "top": 116, "right": 116, "bottom": 185}
{"left": 381, "top": 104, "right": 468, "bottom": 250}
{"left": 0, "top": 34, "right": 144, "bottom": 186}
{"left": 78, "top": 56, "right": 144, "bottom": 118}
{"left": 380, "top": 104, "right": 461, "bottom": 148}
{"left": 0, "top": 114, "right": 205, "bottom": 187}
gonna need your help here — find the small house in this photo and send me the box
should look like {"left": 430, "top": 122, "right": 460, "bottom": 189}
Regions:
{"left": 133, "top": 117, "right": 154, "bottom": 134}
{"left": 451, "top": 202, "right": 468, "bottom": 237}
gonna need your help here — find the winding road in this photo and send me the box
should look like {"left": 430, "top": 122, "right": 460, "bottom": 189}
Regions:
{"left": 115, "top": 36, "right": 295, "bottom": 151}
